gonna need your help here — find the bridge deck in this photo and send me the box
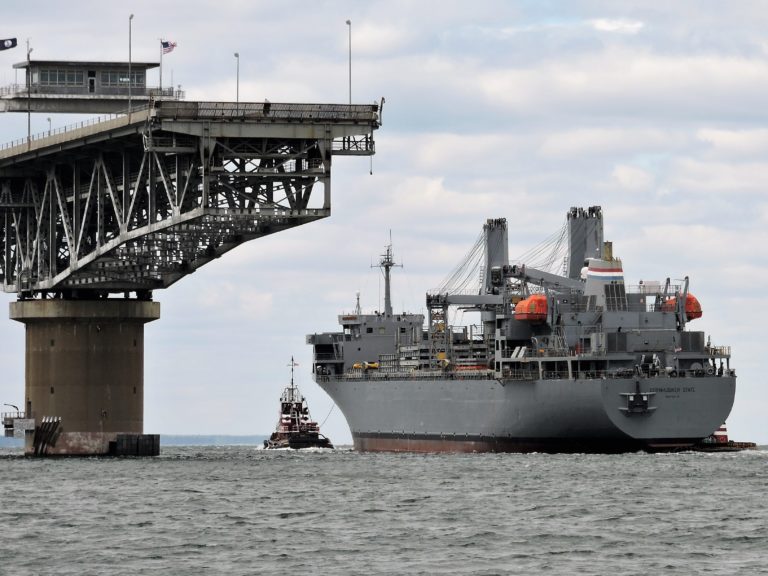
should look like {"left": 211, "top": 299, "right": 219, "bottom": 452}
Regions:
{"left": 0, "top": 101, "right": 379, "bottom": 164}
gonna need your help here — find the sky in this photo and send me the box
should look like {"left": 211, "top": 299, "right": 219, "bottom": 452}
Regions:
{"left": 1, "top": 0, "right": 767, "bottom": 445}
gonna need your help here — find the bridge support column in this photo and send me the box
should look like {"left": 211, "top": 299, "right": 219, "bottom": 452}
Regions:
{"left": 10, "top": 299, "right": 160, "bottom": 456}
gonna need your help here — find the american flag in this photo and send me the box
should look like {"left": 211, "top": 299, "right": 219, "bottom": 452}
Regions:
{"left": 161, "top": 40, "right": 177, "bottom": 54}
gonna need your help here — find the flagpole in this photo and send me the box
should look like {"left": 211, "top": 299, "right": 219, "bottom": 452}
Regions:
{"left": 159, "top": 39, "right": 163, "bottom": 93}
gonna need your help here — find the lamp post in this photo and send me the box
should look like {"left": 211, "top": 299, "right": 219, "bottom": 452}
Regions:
{"left": 128, "top": 14, "right": 134, "bottom": 119}
{"left": 346, "top": 20, "right": 351, "bottom": 104}
{"left": 234, "top": 52, "right": 239, "bottom": 113}
{"left": 26, "top": 40, "right": 32, "bottom": 148}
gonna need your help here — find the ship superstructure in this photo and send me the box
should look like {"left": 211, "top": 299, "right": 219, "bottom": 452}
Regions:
{"left": 307, "top": 207, "right": 735, "bottom": 452}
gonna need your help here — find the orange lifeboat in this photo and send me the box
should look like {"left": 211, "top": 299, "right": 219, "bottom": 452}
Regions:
{"left": 661, "top": 293, "right": 702, "bottom": 320}
{"left": 514, "top": 294, "right": 548, "bottom": 322}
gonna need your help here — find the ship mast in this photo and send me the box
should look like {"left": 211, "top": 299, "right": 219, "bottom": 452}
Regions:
{"left": 373, "top": 233, "right": 402, "bottom": 317}
{"left": 287, "top": 356, "right": 299, "bottom": 402}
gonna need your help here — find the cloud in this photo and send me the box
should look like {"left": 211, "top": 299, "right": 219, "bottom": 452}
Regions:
{"left": 589, "top": 19, "right": 644, "bottom": 34}
{"left": 348, "top": 22, "right": 413, "bottom": 56}
{"left": 196, "top": 282, "right": 274, "bottom": 320}
{"left": 669, "top": 158, "right": 768, "bottom": 194}
{"left": 494, "top": 18, "right": 644, "bottom": 37}
{"left": 476, "top": 48, "right": 768, "bottom": 121}
{"left": 539, "top": 128, "right": 681, "bottom": 158}
{"left": 611, "top": 164, "right": 654, "bottom": 191}
{"left": 697, "top": 128, "right": 768, "bottom": 159}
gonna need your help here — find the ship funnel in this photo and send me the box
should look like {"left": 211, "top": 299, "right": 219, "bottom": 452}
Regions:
{"left": 584, "top": 256, "right": 627, "bottom": 311}
{"left": 602, "top": 241, "right": 613, "bottom": 261}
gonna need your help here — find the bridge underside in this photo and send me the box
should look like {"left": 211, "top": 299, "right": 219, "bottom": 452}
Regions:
{"left": 0, "top": 100, "right": 378, "bottom": 295}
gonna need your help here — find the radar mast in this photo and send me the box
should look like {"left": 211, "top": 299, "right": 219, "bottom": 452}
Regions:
{"left": 373, "top": 233, "right": 402, "bottom": 317}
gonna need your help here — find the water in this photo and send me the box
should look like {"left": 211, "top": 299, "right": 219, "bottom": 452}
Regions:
{"left": 1, "top": 446, "right": 766, "bottom": 575}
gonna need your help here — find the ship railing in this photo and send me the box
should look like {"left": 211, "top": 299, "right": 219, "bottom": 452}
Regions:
{"left": 531, "top": 348, "right": 572, "bottom": 358}
{"left": 705, "top": 345, "right": 731, "bottom": 357}
{"left": 567, "top": 301, "right": 660, "bottom": 313}
{"left": 318, "top": 371, "right": 493, "bottom": 383}
{"left": 314, "top": 353, "right": 342, "bottom": 361}
{"left": 625, "top": 283, "right": 681, "bottom": 295}
{"left": 502, "top": 369, "right": 538, "bottom": 381}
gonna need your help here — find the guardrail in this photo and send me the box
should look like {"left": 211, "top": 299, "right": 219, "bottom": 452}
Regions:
{"left": 0, "top": 103, "right": 151, "bottom": 152}
{"left": 0, "top": 83, "right": 183, "bottom": 99}
{"left": 154, "top": 100, "right": 380, "bottom": 123}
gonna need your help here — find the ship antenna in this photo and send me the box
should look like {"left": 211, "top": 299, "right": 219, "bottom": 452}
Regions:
{"left": 372, "top": 230, "right": 402, "bottom": 317}
{"left": 288, "top": 356, "right": 299, "bottom": 395}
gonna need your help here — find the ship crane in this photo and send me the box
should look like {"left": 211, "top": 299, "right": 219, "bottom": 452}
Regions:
{"left": 504, "top": 264, "right": 584, "bottom": 294}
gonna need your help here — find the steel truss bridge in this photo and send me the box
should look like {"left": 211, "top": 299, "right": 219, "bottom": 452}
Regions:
{"left": 0, "top": 100, "right": 379, "bottom": 296}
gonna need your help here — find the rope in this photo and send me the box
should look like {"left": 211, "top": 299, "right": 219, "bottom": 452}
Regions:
{"left": 434, "top": 230, "right": 485, "bottom": 294}
{"left": 512, "top": 221, "right": 568, "bottom": 273}
{"left": 433, "top": 215, "right": 570, "bottom": 296}
{"left": 319, "top": 403, "right": 335, "bottom": 428}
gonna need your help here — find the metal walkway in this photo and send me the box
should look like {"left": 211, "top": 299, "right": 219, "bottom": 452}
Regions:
{"left": 0, "top": 99, "right": 379, "bottom": 295}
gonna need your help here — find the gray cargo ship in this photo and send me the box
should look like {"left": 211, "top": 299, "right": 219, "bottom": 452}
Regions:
{"left": 307, "top": 206, "right": 735, "bottom": 452}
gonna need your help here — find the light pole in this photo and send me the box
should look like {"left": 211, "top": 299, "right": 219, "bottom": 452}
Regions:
{"left": 346, "top": 20, "right": 351, "bottom": 104}
{"left": 234, "top": 52, "right": 239, "bottom": 113}
{"left": 128, "top": 14, "right": 134, "bottom": 119}
{"left": 26, "top": 40, "right": 32, "bottom": 147}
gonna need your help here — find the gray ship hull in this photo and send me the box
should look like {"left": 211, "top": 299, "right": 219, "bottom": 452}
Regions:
{"left": 317, "top": 374, "right": 736, "bottom": 453}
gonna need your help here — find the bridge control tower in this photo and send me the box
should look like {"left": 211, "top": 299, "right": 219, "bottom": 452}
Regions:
{"left": 0, "top": 96, "right": 379, "bottom": 454}
{"left": 1, "top": 59, "right": 183, "bottom": 113}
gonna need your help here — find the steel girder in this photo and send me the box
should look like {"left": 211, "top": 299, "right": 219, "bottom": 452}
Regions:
{"left": 0, "top": 101, "right": 379, "bottom": 295}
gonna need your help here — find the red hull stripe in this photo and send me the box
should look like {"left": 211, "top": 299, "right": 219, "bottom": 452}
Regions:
{"left": 353, "top": 432, "right": 698, "bottom": 454}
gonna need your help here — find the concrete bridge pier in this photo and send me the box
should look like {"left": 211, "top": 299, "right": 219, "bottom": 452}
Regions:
{"left": 10, "top": 299, "right": 160, "bottom": 456}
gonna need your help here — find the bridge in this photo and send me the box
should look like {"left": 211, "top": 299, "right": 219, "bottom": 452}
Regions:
{"left": 1, "top": 99, "right": 378, "bottom": 295}
{"left": 1, "top": 98, "right": 379, "bottom": 454}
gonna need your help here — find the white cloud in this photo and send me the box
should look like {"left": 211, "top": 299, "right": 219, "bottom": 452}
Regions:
{"left": 611, "top": 164, "right": 654, "bottom": 191}
{"left": 669, "top": 158, "right": 768, "bottom": 194}
{"left": 349, "top": 22, "right": 413, "bottom": 56}
{"left": 697, "top": 128, "right": 768, "bottom": 159}
{"left": 476, "top": 49, "right": 768, "bottom": 121}
{"left": 589, "top": 18, "right": 644, "bottom": 34}
{"left": 539, "top": 128, "right": 680, "bottom": 158}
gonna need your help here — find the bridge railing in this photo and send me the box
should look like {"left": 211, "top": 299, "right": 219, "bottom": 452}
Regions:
{"left": 154, "top": 100, "right": 380, "bottom": 123}
{"left": 0, "top": 104, "right": 151, "bottom": 153}
{"left": 0, "top": 83, "right": 184, "bottom": 100}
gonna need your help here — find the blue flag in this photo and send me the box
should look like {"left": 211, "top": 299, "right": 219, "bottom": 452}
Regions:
{"left": 0, "top": 38, "right": 17, "bottom": 51}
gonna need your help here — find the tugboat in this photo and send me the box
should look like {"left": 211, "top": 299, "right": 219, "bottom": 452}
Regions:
{"left": 264, "top": 358, "right": 333, "bottom": 450}
{"left": 691, "top": 423, "right": 757, "bottom": 452}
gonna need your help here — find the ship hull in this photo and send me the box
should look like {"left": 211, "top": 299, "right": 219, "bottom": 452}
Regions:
{"left": 317, "top": 374, "right": 736, "bottom": 453}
